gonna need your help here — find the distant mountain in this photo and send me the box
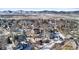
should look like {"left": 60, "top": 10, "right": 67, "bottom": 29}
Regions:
{"left": 0, "top": 10, "right": 79, "bottom": 15}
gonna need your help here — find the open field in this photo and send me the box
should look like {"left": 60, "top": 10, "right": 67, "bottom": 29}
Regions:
{"left": 0, "top": 11, "right": 79, "bottom": 50}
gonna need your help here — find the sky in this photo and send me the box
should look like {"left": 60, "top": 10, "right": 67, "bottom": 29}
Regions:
{"left": 0, "top": 8, "right": 79, "bottom": 11}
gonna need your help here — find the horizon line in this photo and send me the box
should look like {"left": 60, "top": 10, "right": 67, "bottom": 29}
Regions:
{"left": 0, "top": 8, "right": 79, "bottom": 11}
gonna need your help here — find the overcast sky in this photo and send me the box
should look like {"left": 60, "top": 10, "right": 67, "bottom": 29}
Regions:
{"left": 0, "top": 8, "right": 79, "bottom": 11}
